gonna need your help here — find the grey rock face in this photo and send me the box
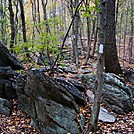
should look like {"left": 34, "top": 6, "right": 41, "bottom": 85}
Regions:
{"left": 56, "top": 78, "right": 86, "bottom": 106}
{"left": 67, "top": 78, "right": 85, "bottom": 92}
{"left": 16, "top": 70, "right": 81, "bottom": 134}
{"left": 0, "top": 66, "right": 19, "bottom": 99}
{"left": 81, "top": 73, "right": 133, "bottom": 114}
{"left": 124, "top": 68, "right": 134, "bottom": 85}
{"left": 0, "top": 98, "right": 11, "bottom": 116}
{"left": 0, "top": 42, "right": 23, "bottom": 70}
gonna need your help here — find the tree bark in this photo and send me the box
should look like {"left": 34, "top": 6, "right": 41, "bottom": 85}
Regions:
{"left": 117, "top": 12, "right": 123, "bottom": 58}
{"left": 104, "top": 0, "right": 122, "bottom": 74}
{"left": 18, "top": 0, "right": 27, "bottom": 42}
{"left": 71, "top": 0, "right": 80, "bottom": 66}
{"left": 91, "top": 26, "right": 98, "bottom": 56}
{"left": 88, "top": 48, "right": 104, "bottom": 132}
{"left": 0, "top": 0, "right": 7, "bottom": 44}
{"left": 8, "top": 0, "right": 15, "bottom": 50}
{"left": 84, "top": 1, "right": 105, "bottom": 132}
{"left": 37, "top": 0, "right": 41, "bottom": 29}
{"left": 128, "top": 0, "right": 133, "bottom": 63}
{"left": 122, "top": 2, "right": 128, "bottom": 65}
{"left": 84, "top": 0, "right": 91, "bottom": 65}
{"left": 41, "top": 0, "right": 50, "bottom": 33}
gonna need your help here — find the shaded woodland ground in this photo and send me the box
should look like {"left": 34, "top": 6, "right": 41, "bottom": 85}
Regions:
{"left": 0, "top": 43, "right": 133, "bottom": 134}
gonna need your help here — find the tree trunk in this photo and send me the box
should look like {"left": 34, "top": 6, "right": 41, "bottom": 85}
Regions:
{"left": 31, "top": 0, "right": 35, "bottom": 40}
{"left": 41, "top": 0, "right": 50, "bottom": 33}
{"left": 8, "top": 0, "right": 15, "bottom": 50}
{"left": 91, "top": 5, "right": 99, "bottom": 57}
{"left": 14, "top": 0, "right": 19, "bottom": 44}
{"left": 122, "top": 2, "right": 128, "bottom": 65}
{"left": 104, "top": 0, "right": 122, "bottom": 74}
{"left": 84, "top": 0, "right": 91, "bottom": 65}
{"left": 128, "top": 0, "right": 133, "bottom": 63}
{"left": 18, "top": 0, "right": 27, "bottom": 42}
{"left": 62, "top": 1, "right": 67, "bottom": 33}
{"left": 0, "top": 0, "right": 7, "bottom": 44}
{"left": 72, "top": 0, "right": 80, "bottom": 66}
{"left": 88, "top": 46, "right": 104, "bottom": 132}
{"left": 83, "top": 1, "right": 106, "bottom": 132}
{"left": 86, "top": 1, "right": 105, "bottom": 132}
{"left": 37, "top": 0, "right": 41, "bottom": 30}
{"left": 91, "top": 26, "right": 98, "bottom": 56}
{"left": 52, "top": 0, "right": 57, "bottom": 34}
{"left": 117, "top": 12, "right": 123, "bottom": 58}
{"left": 33, "top": 0, "right": 40, "bottom": 34}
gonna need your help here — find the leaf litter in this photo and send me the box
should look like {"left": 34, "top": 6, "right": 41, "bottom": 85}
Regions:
{"left": 0, "top": 52, "right": 134, "bottom": 134}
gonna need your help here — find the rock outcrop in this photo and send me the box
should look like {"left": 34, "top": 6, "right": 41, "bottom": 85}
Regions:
{"left": 0, "top": 42, "right": 23, "bottom": 70}
{"left": 81, "top": 73, "right": 133, "bottom": 114}
{"left": 0, "top": 98, "right": 11, "bottom": 116}
{"left": 0, "top": 66, "right": 19, "bottom": 99}
{"left": 16, "top": 70, "right": 86, "bottom": 133}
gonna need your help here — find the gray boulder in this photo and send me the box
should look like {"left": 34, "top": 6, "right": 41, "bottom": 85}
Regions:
{"left": 0, "top": 42, "right": 23, "bottom": 70}
{"left": 16, "top": 70, "right": 81, "bottom": 134}
{"left": 0, "top": 98, "right": 11, "bottom": 116}
{"left": 98, "top": 107, "right": 116, "bottom": 123}
{"left": 124, "top": 68, "right": 134, "bottom": 85}
{"left": 0, "top": 66, "right": 19, "bottom": 99}
{"left": 81, "top": 73, "right": 133, "bottom": 114}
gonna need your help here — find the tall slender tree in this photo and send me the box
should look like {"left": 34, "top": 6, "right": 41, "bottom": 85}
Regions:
{"left": 8, "top": 0, "right": 15, "bottom": 50}
{"left": 37, "top": 0, "right": 41, "bottom": 28}
{"left": 84, "top": 1, "right": 105, "bottom": 133}
{"left": 18, "top": 0, "right": 30, "bottom": 58}
{"left": 18, "top": 0, "right": 27, "bottom": 42}
{"left": 14, "top": 0, "right": 19, "bottom": 44}
{"left": 41, "top": 0, "right": 50, "bottom": 33}
{"left": 128, "top": 0, "right": 133, "bottom": 63}
{"left": 70, "top": 0, "right": 80, "bottom": 66}
{"left": 84, "top": 0, "right": 91, "bottom": 65}
{"left": 0, "top": 0, "right": 7, "bottom": 44}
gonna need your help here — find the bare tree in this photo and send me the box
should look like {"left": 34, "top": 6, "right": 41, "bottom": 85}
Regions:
{"left": 14, "top": 0, "right": 19, "bottom": 44}
{"left": 83, "top": 1, "right": 105, "bottom": 132}
{"left": 91, "top": 23, "right": 98, "bottom": 56}
{"left": 84, "top": 0, "right": 91, "bottom": 65}
{"left": 8, "top": 0, "right": 15, "bottom": 50}
{"left": 0, "top": 0, "right": 7, "bottom": 44}
{"left": 30, "top": 0, "right": 40, "bottom": 39}
{"left": 37, "top": 0, "right": 41, "bottom": 30}
{"left": 128, "top": 0, "right": 133, "bottom": 63}
{"left": 41, "top": 0, "right": 50, "bottom": 33}
{"left": 18, "top": 0, "right": 27, "bottom": 42}
{"left": 117, "top": 12, "right": 123, "bottom": 58}
{"left": 69, "top": 0, "right": 80, "bottom": 66}
{"left": 122, "top": 2, "right": 129, "bottom": 65}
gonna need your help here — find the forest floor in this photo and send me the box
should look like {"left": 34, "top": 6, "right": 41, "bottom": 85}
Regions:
{"left": 0, "top": 46, "right": 134, "bottom": 134}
